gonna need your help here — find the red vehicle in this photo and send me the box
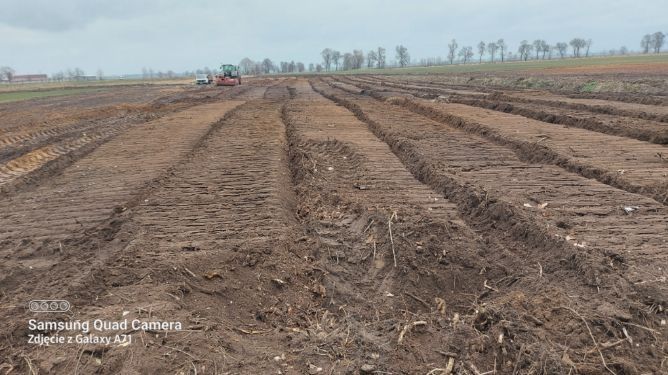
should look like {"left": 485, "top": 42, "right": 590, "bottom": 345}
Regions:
{"left": 215, "top": 64, "right": 241, "bottom": 86}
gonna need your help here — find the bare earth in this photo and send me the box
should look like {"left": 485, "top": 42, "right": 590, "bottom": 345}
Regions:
{"left": 0, "top": 75, "right": 666, "bottom": 374}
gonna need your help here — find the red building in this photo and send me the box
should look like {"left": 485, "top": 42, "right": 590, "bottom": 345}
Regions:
{"left": 10, "top": 74, "right": 48, "bottom": 83}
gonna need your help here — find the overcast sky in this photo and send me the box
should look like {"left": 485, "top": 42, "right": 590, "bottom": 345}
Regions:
{"left": 1, "top": 0, "right": 665, "bottom": 75}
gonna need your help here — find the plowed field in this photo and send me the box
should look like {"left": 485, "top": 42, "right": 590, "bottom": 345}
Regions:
{"left": 0, "top": 76, "right": 665, "bottom": 374}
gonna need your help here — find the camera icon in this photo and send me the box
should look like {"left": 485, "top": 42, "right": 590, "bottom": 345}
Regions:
{"left": 29, "top": 300, "right": 70, "bottom": 313}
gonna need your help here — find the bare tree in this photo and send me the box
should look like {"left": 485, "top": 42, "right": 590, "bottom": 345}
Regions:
{"left": 540, "top": 40, "right": 550, "bottom": 59}
{"left": 555, "top": 42, "right": 568, "bottom": 58}
{"left": 376, "top": 47, "right": 386, "bottom": 68}
{"left": 366, "top": 50, "right": 377, "bottom": 68}
{"left": 458, "top": 46, "right": 473, "bottom": 63}
{"left": 353, "top": 50, "right": 365, "bottom": 69}
{"left": 239, "top": 57, "right": 254, "bottom": 75}
{"left": 308, "top": 63, "right": 315, "bottom": 72}
{"left": 532, "top": 40, "right": 544, "bottom": 59}
{"left": 518, "top": 40, "right": 532, "bottom": 61}
{"left": 497, "top": 39, "right": 507, "bottom": 62}
{"left": 447, "top": 39, "right": 458, "bottom": 64}
{"left": 52, "top": 71, "right": 65, "bottom": 81}
{"left": 569, "top": 38, "right": 587, "bottom": 57}
{"left": 332, "top": 50, "right": 341, "bottom": 71}
{"left": 96, "top": 69, "right": 104, "bottom": 80}
{"left": 0, "top": 66, "right": 15, "bottom": 81}
{"left": 316, "top": 64, "right": 323, "bottom": 72}
{"left": 395, "top": 45, "right": 409, "bottom": 67}
{"left": 585, "top": 39, "right": 593, "bottom": 57}
{"left": 342, "top": 53, "right": 353, "bottom": 70}
{"left": 262, "top": 58, "right": 274, "bottom": 74}
{"left": 641, "top": 34, "right": 652, "bottom": 54}
{"left": 620, "top": 46, "right": 628, "bottom": 55}
{"left": 321, "top": 48, "right": 333, "bottom": 71}
{"left": 477, "top": 41, "right": 486, "bottom": 63}
{"left": 651, "top": 31, "right": 666, "bottom": 53}
{"left": 487, "top": 42, "right": 498, "bottom": 62}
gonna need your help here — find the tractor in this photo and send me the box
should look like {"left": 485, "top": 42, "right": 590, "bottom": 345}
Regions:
{"left": 215, "top": 64, "right": 241, "bottom": 86}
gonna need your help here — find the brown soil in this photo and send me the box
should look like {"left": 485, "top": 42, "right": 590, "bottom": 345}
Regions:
{"left": 0, "top": 76, "right": 665, "bottom": 374}
{"left": 340, "top": 76, "right": 668, "bottom": 144}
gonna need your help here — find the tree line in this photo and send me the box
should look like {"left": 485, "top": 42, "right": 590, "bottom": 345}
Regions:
{"left": 3, "top": 32, "right": 665, "bottom": 82}
{"left": 641, "top": 32, "right": 666, "bottom": 54}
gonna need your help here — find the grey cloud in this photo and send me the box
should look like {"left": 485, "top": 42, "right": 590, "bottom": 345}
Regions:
{"left": 0, "top": 0, "right": 181, "bottom": 31}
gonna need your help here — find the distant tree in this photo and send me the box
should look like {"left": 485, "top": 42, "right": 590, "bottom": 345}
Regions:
{"left": 540, "top": 40, "right": 550, "bottom": 59}
{"left": 641, "top": 34, "right": 652, "bottom": 54}
{"left": 532, "top": 40, "right": 544, "bottom": 59}
{"left": 52, "top": 71, "right": 65, "bottom": 81}
{"left": 296, "top": 62, "right": 305, "bottom": 72}
{"left": 73, "top": 67, "right": 85, "bottom": 78}
{"left": 342, "top": 53, "right": 354, "bottom": 70}
{"left": 555, "top": 42, "right": 568, "bottom": 58}
{"left": 239, "top": 58, "right": 254, "bottom": 74}
{"left": 447, "top": 39, "right": 458, "bottom": 64}
{"left": 569, "top": 38, "right": 587, "bottom": 57}
{"left": 477, "top": 41, "right": 486, "bottom": 63}
{"left": 331, "top": 50, "right": 341, "bottom": 71}
{"left": 321, "top": 49, "right": 333, "bottom": 71}
{"left": 518, "top": 40, "right": 532, "bottom": 61}
{"left": 497, "top": 39, "right": 507, "bottom": 62}
{"left": 651, "top": 32, "right": 666, "bottom": 53}
{"left": 142, "top": 67, "right": 148, "bottom": 80}
{"left": 0, "top": 66, "right": 15, "bottom": 81}
{"left": 366, "top": 50, "right": 377, "bottom": 68}
{"left": 458, "top": 46, "right": 473, "bottom": 63}
{"left": 487, "top": 42, "right": 498, "bottom": 62}
{"left": 96, "top": 69, "right": 104, "bottom": 80}
{"left": 352, "top": 50, "right": 365, "bottom": 69}
{"left": 308, "top": 63, "right": 315, "bottom": 72}
{"left": 262, "top": 58, "right": 274, "bottom": 74}
{"left": 395, "top": 45, "right": 409, "bottom": 67}
{"left": 585, "top": 39, "right": 593, "bottom": 57}
{"left": 620, "top": 46, "right": 628, "bottom": 55}
{"left": 316, "top": 64, "right": 323, "bottom": 72}
{"left": 376, "top": 47, "right": 386, "bottom": 68}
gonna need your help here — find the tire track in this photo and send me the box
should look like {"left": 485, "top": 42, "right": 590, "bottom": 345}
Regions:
{"left": 334, "top": 77, "right": 668, "bottom": 205}
{"left": 1, "top": 85, "right": 304, "bottom": 374}
{"left": 0, "top": 86, "right": 253, "bottom": 196}
{"left": 342, "top": 76, "right": 668, "bottom": 144}
{"left": 367, "top": 74, "right": 668, "bottom": 121}
{"left": 497, "top": 91, "right": 668, "bottom": 123}
{"left": 309, "top": 79, "right": 667, "bottom": 373}
{"left": 312, "top": 78, "right": 668, "bottom": 307}
{"left": 283, "top": 80, "right": 494, "bottom": 372}
{"left": 0, "top": 101, "right": 245, "bottom": 274}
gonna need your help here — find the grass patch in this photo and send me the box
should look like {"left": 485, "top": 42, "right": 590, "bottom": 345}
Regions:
{"left": 579, "top": 80, "right": 599, "bottom": 92}
{"left": 0, "top": 88, "right": 104, "bottom": 104}
{"left": 0, "top": 78, "right": 189, "bottom": 94}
